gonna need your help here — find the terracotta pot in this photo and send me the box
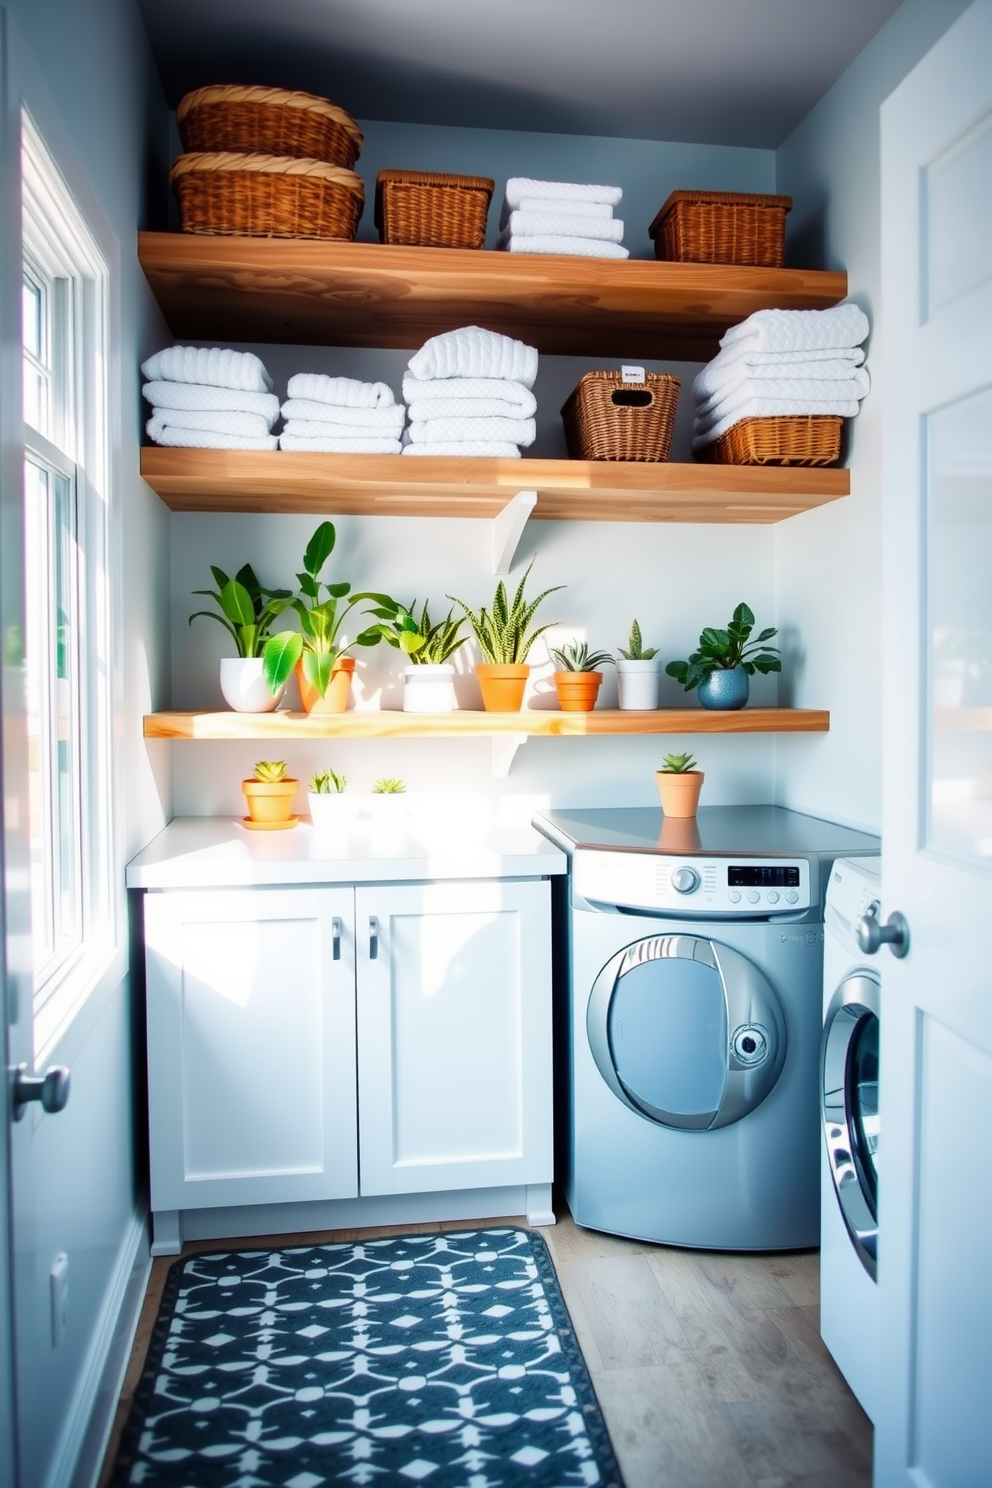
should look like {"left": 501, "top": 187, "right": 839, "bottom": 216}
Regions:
{"left": 242, "top": 777, "right": 298, "bottom": 824}
{"left": 476, "top": 662, "right": 529, "bottom": 712}
{"left": 296, "top": 654, "right": 356, "bottom": 714}
{"left": 657, "top": 815, "right": 703, "bottom": 853}
{"left": 655, "top": 770, "right": 704, "bottom": 818}
{"left": 553, "top": 670, "right": 603, "bottom": 712}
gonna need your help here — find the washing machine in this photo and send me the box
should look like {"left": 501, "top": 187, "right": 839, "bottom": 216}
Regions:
{"left": 533, "top": 806, "right": 880, "bottom": 1250}
{"left": 821, "top": 854, "right": 882, "bottom": 1419}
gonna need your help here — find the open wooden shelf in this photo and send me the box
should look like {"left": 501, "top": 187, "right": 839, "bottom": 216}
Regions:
{"left": 144, "top": 708, "right": 830, "bottom": 741}
{"left": 137, "top": 232, "right": 848, "bottom": 360}
{"left": 141, "top": 448, "right": 849, "bottom": 522}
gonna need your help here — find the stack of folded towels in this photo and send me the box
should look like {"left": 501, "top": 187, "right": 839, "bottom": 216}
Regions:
{"left": 692, "top": 303, "right": 871, "bottom": 454}
{"left": 142, "top": 346, "right": 279, "bottom": 449}
{"left": 402, "top": 326, "right": 538, "bottom": 458}
{"left": 279, "top": 375, "right": 405, "bottom": 453}
{"left": 497, "top": 177, "right": 627, "bottom": 259}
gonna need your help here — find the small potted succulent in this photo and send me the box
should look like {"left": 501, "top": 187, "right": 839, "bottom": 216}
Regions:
{"left": 549, "top": 640, "right": 613, "bottom": 712}
{"left": 308, "top": 768, "right": 354, "bottom": 831}
{"left": 189, "top": 562, "right": 295, "bottom": 712}
{"left": 366, "top": 776, "right": 409, "bottom": 824}
{"left": 449, "top": 562, "right": 564, "bottom": 712}
{"left": 665, "top": 602, "right": 781, "bottom": 710}
{"left": 363, "top": 598, "right": 467, "bottom": 713}
{"left": 655, "top": 752, "right": 704, "bottom": 818}
{"left": 242, "top": 759, "right": 299, "bottom": 829}
{"left": 616, "top": 619, "right": 660, "bottom": 711}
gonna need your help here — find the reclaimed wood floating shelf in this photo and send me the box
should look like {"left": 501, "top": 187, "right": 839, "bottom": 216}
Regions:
{"left": 144, "top": 709, "right": 830, "bottom": 741}
{"left": 140, "top": 448, "right": 849, "bottom": 522}
{"left": 137, "top": 232, "right": 849, "bottom": 360}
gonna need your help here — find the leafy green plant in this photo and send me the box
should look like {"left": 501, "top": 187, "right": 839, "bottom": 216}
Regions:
{"left": 372, "top": 777, "right": 406, "bottom": 794}
{"left": 617, "top": 619, "right": 658, "bottom": 661}
{"left": 665, "top": 602, "right": 781, "bottom": 692}
{"left": 363, "top": 599, "right": 467, "bottom": 665}
{"left": 189, "top": 562, "right": 295, "bottom": 688}
{"left": 549, "top": 639, "right": 614, "bottom": 673}
{"left": 659, "top": 752, "right": 698, "bottom": 774}
{"left": 252, "top": 759, "right": 289, "bottom": 783}
{"left": 310, "top": 769, "right": 347, "bottom": 794}
{"left": 449, "top": 562, "right": 564, "bottom": 665}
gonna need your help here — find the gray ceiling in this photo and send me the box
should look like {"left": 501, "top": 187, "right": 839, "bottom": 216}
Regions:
{"left": 137, "top": 0, "right": 904, "bottom": 148}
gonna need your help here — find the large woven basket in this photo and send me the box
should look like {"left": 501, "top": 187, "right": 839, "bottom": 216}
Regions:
{"left": 561, "top": 371, "right": 681, "bottom": 462}
{"left": 177, "top": 85, "right": 363, "bottom": 169}
{"left": 649, "top": 190, "right": 792, "bottom": 267}
{"left": 171, "top": 153, "right": 364, "bottom": 239}
{"left": 375, "top": 170, "right": 494, "bottom": 249}
{"left": 696, "top": 415, "right": 843, "bottom": 467}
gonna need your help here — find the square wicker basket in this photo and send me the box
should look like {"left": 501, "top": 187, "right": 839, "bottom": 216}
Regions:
{"left": 561, "top": 371, "right": 681, "bottom": 463}
{"left": 170, "top": 152, "right": 365, "bottom": 239}
{"left": 374, "top": 170, "right": 494, "bottom": 249}
{"left": 649, "top": 190, "right": 792, "bottom": 267}
{"left": 696, "top": 415, "right": 843, "bottom": 467}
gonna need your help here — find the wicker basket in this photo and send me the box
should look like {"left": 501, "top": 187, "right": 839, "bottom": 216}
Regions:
{"left": 561, "top": 371, "right": 681, "bottom": 462}
{"left": 375, "top": 170, "right": 494, "bottom": 249}
{"left": 649, "top": 190, "right": 792, "bottom": 267}
{"left": 177, "top": 85, "right": 363, "bottom": 168}
{"left": 170, "top": 153, "right": 364, "bottom": 239}
{"left": 696, "top": 415, "right": 843, "bottom": 467}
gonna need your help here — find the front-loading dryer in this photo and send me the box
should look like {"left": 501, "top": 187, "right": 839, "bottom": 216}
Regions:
{"left": 821, "top": 854, "right": 882, "bottom": 1420}
{"left": 534, "top": 806, "right": 880, "bottom": 1250}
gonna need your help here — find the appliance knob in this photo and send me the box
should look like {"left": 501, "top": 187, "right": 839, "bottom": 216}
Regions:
{"left": 767, "top": 890, "right": 780, "bottom": 904}
{"left": 785, "top": 890, "right": 799, "bottom": 904}
{"left": 671, "top": 867, "right": 700, "bottom": 894}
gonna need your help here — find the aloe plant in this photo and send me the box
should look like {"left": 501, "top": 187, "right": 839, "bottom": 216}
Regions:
{"left": 363, "top": 599, "right": 467, "bottom": 665}
{"left": 310, "top": 769, "right": 347, "bottom": 794}
{"left": 372, "top": 777, "right": 406, "bottom": 794}
{"left": 617, "top": 619, "right": 658, "bottom": 661}
{"left": 549, "top": 639, "right": 614, "bottom": 673}
{"left": 449, "top": 562, "right": 564, "bottom": 666}
{"left": 659, "top": 752, "right": 698, "bottom": 774}
{"left": 252, "top": 759, "right": 289, "bottom": 783}
{"left": 189, "top": 562, "right": 295, "bottom": 690}
{"left": 666, "top": 602, "right": 781, "bottom": 692}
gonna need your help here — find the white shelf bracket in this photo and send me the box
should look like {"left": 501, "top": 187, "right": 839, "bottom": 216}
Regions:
{"left": 492, "top": 490, "right": 537, "bottom": 577}
{"left": 491, "top": 734, "right": 528, "bottom": 777}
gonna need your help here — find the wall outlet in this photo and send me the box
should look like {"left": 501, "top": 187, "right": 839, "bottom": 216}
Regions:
{"left": 50, "top": 1252, "right": 69, "bottom": 1347}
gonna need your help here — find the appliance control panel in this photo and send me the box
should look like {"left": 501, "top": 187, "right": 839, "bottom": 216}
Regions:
{"left": 572, "top": 849, "right": 812, "bottom": 916}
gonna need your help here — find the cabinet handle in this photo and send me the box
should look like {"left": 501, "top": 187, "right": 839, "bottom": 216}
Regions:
{"left": 369, "top": 915, "right": 379, "bottom": 960}
{"left": 331, "top": 917, "right": 342, "bottom": 961}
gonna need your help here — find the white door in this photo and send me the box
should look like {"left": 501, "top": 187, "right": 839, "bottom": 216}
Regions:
{"left": 877, "top": 3, "right": 992, "bottom": 1483}
{"left": 356, "top": 879, "right": 553, "bottom": 1196}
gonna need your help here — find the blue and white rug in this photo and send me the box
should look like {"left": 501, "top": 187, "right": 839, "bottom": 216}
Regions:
{"left": 113, "top": 1226, "right": 623, "bottom": 1487}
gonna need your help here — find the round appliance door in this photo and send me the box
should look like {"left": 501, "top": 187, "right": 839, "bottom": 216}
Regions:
{"left": 822, "top": 971, "right": 879, "bottom": 1278}
{"left": 587, "top": 934, "right": 787, "bottom": 1131}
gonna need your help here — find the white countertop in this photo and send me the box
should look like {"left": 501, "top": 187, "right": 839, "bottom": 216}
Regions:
{"left": 126, "top": 815, "right": 568, "bottom": 890}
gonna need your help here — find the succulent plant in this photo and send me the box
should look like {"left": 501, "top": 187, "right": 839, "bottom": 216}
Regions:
{"left": 372, "top": 777, "right": 406, "bottom": 794}
{"left": 659, "top": 752, "right": 698, "bottom": 774}
{"left": 617, "top": 619, "right": 658, "bottom": 661}
{"left": 310, "top": 768, "right": 347, "bottom": 794}
{"left": 252, "top": 759, "right": 289, "bottom": 783}
{"left": 363, "top": 598, "right": 467, "bottom": 665}
{"left": 449, "top": 561, "right": 564, "bottom": 665}
{"left": 549, "top": 639, "right": 614, "bottom": 673}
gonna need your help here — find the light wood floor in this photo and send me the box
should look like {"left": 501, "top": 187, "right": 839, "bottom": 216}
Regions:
{"left": 98, "top": 1203, "right": 872, "bottom": 1488}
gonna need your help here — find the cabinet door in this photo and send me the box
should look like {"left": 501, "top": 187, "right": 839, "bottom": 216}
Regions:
{"left": 144, "top": 886, "right": 357, "bottom": 1210}
{"left": 356, "top": 879, "right": 553, "bottom": 1195}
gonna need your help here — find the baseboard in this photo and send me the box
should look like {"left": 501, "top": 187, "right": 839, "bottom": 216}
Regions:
{"left": 41, "top": 1203, "right": 150, "bottom": 1488}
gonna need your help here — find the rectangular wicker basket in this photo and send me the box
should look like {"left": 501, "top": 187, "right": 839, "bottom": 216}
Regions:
{"left": 649, "top": 190, "right": 792, "bottom": 267}
{"left": 177, "top": 85, "right": 363, "bottom": 169}
{"left": 171, "top": 152, "right": 365, "bottom": 239}
{"left": 561, "top": 371, "right": 681, "bottom": 463}
{"left": 696, "top": 415, "right": 843, "bottom": 467}
{"left": 374, "top": 170, "right": 494, "bottom": 249}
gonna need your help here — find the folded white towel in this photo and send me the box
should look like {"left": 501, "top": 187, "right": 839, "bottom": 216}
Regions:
{"left": 407, "top": 326, "right": 538, "bottom": 388}
{"left": 401, "top": 375, "right": 536, "bottom": 414}
{"left": 502, "top": 211, "right": 625, "bottom": 243}
{"left": 692, "top": 399, "right": 862, "bottom": 451}
{"left": 503, "top": 178, "right": 623, "bottom": 211}
{"left": 141, "top": 346, "right": 273, "bottom": 393}
{"left": 280, "top": 399, "right": 406, "bottom": 432}
{"left": 693, "top": 349, "right": 866, "bottom": 401}
{"left": 407, "top": 416, "right": 536, "bottom": 447}
{"left": 146, "top": 420, "right": 277, "bottom": 450}
{"left": 407, "top": 396, "right": 536, "bottom": 423}
{"left": 499, "top": 235, "right": 630, "bottom": 260}
{"left": 696, "top": 370, "right": 871, "bottom": 423}
{"left": 148, "top": 408, "right": 274, "bottom": 439}
{"left": 720, "top": 304, "right": 870, "bottom": 356}
{"left": 514, "top": 196, "right": 614, "bottom": 220}
{"left": 286, "top": 373, "right": 397, "bottom": 409}
{"left": 282, "top": 417, "right": 404, "bottom": 441}
{"left": 143, "top": 381, "right": 280, "bottom": 421}
{"left": 279, "top": 433, "right": 402, "bottom": 454}
{"left": 402, "top": 442, "right": 522, "bottom": 458}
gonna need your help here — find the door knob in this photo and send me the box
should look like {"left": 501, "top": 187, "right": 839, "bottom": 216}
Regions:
{"left": 856, "top": 907, "right": 910, "bottom": 959}
{"left": 11, "top": 1063, "right": 71, "bottom": 1122}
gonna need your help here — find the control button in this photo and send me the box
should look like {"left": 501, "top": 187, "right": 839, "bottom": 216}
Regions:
{"left": 672, "top": 867, "right": 700, "bottom": 894}
{"left": 728, "top": 890, "right": 742, "bottom": 904}
{"left": 785, "top": 890, "right": 799, "bottom": 904}
{"left": 747, "top": 890, "right": 760, "bottom": 904}
{"left": 766, "top": 890, "right": 780, "bottom": 904}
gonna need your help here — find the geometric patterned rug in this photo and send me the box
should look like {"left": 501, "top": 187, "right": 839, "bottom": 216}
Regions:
{"left": 111, "top": 1227, "right": 624, "bottom": 1487}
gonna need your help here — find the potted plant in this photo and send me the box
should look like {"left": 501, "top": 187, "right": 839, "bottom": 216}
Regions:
{"left": 655, "top": 752, "right": 704, "bottom": 818}
{"left": 449, "top": 562, "right": 564, "bottom": 712}
{"left": 241, "top": 759, "right": 298, "bottom": 829}
{"left": 665, "top": 602, "right": 781, "bottom": 710}
{"left": 308, "top": 768, "right": 354, "bottom": 831}
{"left": 366, "top": 776, "right": 409, "bottom": 824}
{"left": 616, "top": 619, "right": 661, "bottom": 711}
{"left": 189, "top": 562, "right": 295, "bottom": 712}
{"left": 363, "top": 598, "right": 467, "bottom": 713}
{"left": 549, "top": 640, "right": 613, "bottom": 712}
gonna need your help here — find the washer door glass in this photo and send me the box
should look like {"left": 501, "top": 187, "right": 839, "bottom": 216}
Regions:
{"left": 822, "top": 972, "right": 880, "bottom": 1278}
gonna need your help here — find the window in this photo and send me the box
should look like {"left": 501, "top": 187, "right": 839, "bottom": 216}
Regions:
{"left": 21, "top": 110, "right": 116, "bottom": 1055}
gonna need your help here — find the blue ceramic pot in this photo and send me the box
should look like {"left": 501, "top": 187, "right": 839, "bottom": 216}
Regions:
{"left": 698, "top": 665, "right": 749, "bottom": 710}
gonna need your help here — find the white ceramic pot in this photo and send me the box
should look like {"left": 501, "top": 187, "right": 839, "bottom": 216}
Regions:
{"left": 616, "top": 658, "right": 660, "bottom": 711}
{"left": 308, "top": 792, "right": 356, "bottom": 831}
{"left": 220, "top": 657, "right": 285, "bottom": 713}
{"left": 364, "top": 792, "right": 411, "bottom": 823}
{"left": 403, "top": 663, "right": 456, "bottom": 713}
